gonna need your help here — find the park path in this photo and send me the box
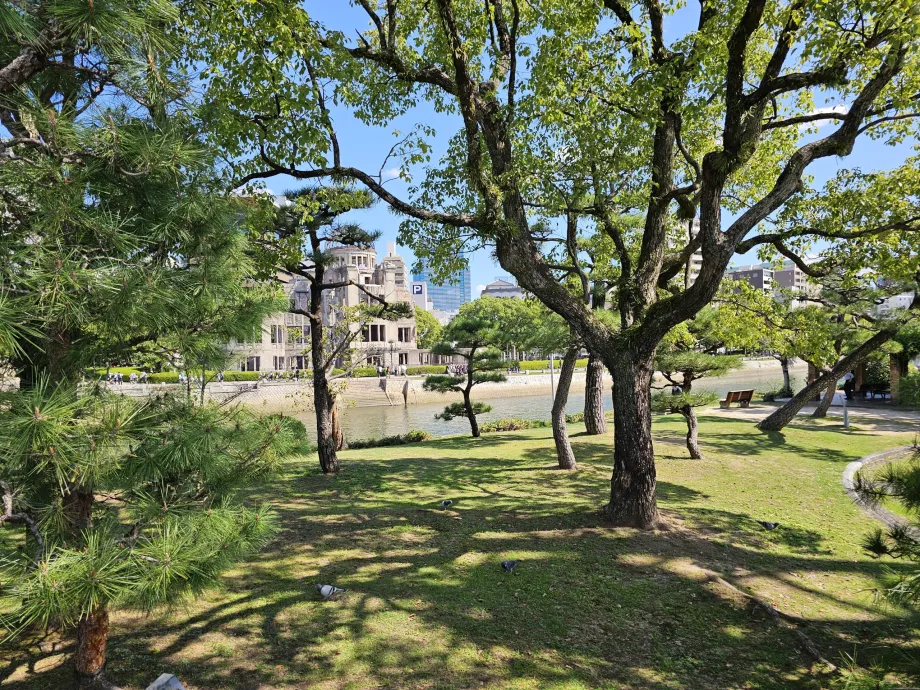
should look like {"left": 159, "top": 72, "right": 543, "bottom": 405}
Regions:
{"left": 841, "top": 446, "right": 915, "bottom": 533}
{"left": 711, "top": 400, "right": 920, "bottom": 432}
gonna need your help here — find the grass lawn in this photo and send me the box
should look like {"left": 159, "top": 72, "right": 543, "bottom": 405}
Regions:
{"left": 2, "top": 411, "right": 919, "bottom": 689}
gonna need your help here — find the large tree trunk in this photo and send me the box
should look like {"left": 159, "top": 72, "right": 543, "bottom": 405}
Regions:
{"left": 680, "top": 406, "right": 702, "bottom": 459}
{"left": 552, "top": 346, "right": 578, "bottom": 470}
{"left": 779, "top": 356, "right": 792, "bottom": 396}
{"left": 584, "top": 353, "right": 607, "bottom": 435}
{"left": 811, "top": 377, "right": 837, "bottom": 418}
{"left": 605, "top": 349, "right": 659, "bottom": 528}
{"left": 74, "top": 608, "right": 115, "bottom": 690}
{"left": 462, "top": 388, "right": 480, "bottom": 438}
{"left": 758, "top": 331, "right": 892, "bottom": 431}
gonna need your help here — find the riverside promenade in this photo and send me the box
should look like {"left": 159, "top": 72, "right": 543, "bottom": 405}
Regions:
{"left": 106, "top": 359, "right": 805, "bottom": 409}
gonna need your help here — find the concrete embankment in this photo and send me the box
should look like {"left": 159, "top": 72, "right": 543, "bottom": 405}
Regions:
{"left": 108, "top": 358, "right": 803, "bottom": 410}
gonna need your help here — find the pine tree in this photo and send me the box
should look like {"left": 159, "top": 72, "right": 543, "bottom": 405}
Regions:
{"left": 855, "top": 449, "right": 920, "bottom": 605}
{"left": 653, "top": 315, "right": 742, "bottom": 459}
{"left": 258, "top": 186, "right": 412, "bottom": 474}
{"left": 424, "top": 314, "right": 507, "bottom": 438}
{"left": 0, "top": 2, "right": 301, "bottom": 687}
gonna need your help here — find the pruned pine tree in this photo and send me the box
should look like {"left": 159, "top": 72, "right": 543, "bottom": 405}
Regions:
{"left": 653, "top": 348, "right": 742, "bottom": 459}
{"left": 258, "top": 186, "right": 412, "bottom": 474}
{"left": 854, "top": 450, "right": 920, "bottom": 605}
{"left": 424, "top": 315, "right": 507, "bottom": 438}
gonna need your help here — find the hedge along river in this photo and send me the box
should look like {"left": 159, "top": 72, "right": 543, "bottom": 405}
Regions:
{"left": 286, "top": 361, "right": 805, "bottom": 443}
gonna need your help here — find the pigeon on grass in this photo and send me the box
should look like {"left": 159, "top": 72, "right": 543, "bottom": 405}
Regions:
{"left": 756, "top": 521, "right": 780, "bottom": 531}
{"left": 440, "top": 499, "right": 453, "bottom": 509}
{"left": 316, "top": 584, "right": 345, "bottom": 600}
{"left": 501, "top": 560, "right": 519, "bottom": 574}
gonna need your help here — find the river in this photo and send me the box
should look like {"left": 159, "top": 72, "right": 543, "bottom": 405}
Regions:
{"left": 288, "top": 363, "right": 803, "bottom": 442}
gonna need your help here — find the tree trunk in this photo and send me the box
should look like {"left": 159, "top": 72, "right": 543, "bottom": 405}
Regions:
{"left": 758, "top": 330, "right": 892, "bottom": 431}
{"left": 811, "top": 376, "right": 837, "bottom": 418}
{"left": 62, "top": 486, "right": 93, "bottom": 538}
{"left": 74, "top": 608, "right": 115, "bottom": 690}
{"left": 584, "top": 353, "right": 607, "bottom": 435}
{"left": 331, "top": 393, "right": 345, "bottom": 450}
{"left": 552, "top": 346, "right": 578, "bottom": 470}
{"left": 314, "top": 375, "right": 340, "bottom": 474}
{"left": 680, "top": 406, "right": 702, "bottom": 459}
{"left": 463, "top": 388, "right": 480, "bottom": 438}
{"left": 605, "top": 349, "right": 659, "bottom": 528}
{"left": 779, "top": 356, "right": 792, "bottom": 396}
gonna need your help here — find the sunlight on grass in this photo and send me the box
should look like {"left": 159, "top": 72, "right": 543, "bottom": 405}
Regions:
{"left": 2, "top": 413, "right": 918, "bottom": 689}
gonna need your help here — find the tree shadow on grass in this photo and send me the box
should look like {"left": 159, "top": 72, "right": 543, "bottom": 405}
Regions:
{"left": 3, "top": 442, "right": 919, "bottom": 690}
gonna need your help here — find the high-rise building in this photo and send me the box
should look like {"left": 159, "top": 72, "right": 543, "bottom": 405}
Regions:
{"left": 414, "top": 263, "right": 471, "bottom": 312}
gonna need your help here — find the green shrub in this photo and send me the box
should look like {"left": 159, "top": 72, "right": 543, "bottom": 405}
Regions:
{"left": 263, "top": 414, "right": 312, "bottom": 454}
{"left": 221, "top": 371, "right": 261, "bottom": 381}
{"left": 865, "top": 351, "right": 890, "bottom": 386}
{"left": 351, "top": 366, "right": 378, "bottom": 377}
{"left": 518, "top": 360, "right": 548, "bottom": 371}
{"left": 480, "top": 418, "right": 549, "bottom": 433}
{"left": 900, "top": 371, "right": 920, "bottom": 406}
{"left": 348, "top": 430, "right": 433, "bottom": 449}
{"left": 406, "top": 365, "right": 450, "bottom": 375}
{"left": 565, "top": 410, "right": 614, "bottom": 424}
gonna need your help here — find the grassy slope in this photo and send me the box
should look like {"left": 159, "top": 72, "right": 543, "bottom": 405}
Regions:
{"left": 2, "top": 413, "right": 918, "bottom": 690}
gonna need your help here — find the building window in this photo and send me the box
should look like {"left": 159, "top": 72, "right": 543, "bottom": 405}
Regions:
{"left": 368, "top": 355, "right": 382, "bottom": 366}
{"left": 399, "top": 353, "right": 408, "bottom": 365}
{"left": 245, "top": 356, "right": 260, "bottom": 372}
{"left": 365, "top": 324, "right": 386, "bottom": 342}
{"left": 398, "top": 327, "right": 412, "bottom": 342}
{"left": 270, "top": 325, "right": 284, "bottom": 344}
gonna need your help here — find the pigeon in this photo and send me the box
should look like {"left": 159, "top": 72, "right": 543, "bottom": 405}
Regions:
{"left": 316, "top": 583, "right": 345, "bottom": 600}
{"left": 440, "top": 499, "right": 453, "bottom": 509}
{"left": 757, "top": 521, "right": 780, "bottom": 530}
{"left": 501, "top": 559, "right": 519, "bottom": 574}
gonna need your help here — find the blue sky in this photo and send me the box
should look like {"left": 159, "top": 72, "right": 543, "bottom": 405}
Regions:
{"left": 263, "top": 2, "right": 917, "bottom": 296}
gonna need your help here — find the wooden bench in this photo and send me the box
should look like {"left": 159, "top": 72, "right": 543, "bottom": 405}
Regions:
{"left": 720, "top": 389, "right": 754, "bottom": 408}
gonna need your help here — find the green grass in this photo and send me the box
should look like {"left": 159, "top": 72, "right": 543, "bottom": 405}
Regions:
{"left": 3, "top": 414, "right": 919, "bottom": 689}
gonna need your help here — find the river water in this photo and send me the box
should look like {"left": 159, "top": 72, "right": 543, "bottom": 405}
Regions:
{"left": 289, "top": 364, "right": 803, "bottom": 442}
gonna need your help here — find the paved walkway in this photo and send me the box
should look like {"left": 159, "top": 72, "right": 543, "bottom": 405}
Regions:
{"left": 841, "top": 446, "right": 914, "bottom": 532}
{"left": 712, "top": 400, "right": 920, "bottom": 432}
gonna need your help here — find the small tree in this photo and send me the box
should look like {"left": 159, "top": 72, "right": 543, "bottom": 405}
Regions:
{"left": 258, "top": 187, "right": 412, "bottom": 473}
{"left": 414, "top": 306, "right": 442, "bottom": 350}
{"left": 424, "top": 315, "right": 506, "bottom": 438}
{"left": 0, "top": 387, "right": 303, "bottom": 690}
{"left": 654, "top": 319, "right": 742, "bottom": 459}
